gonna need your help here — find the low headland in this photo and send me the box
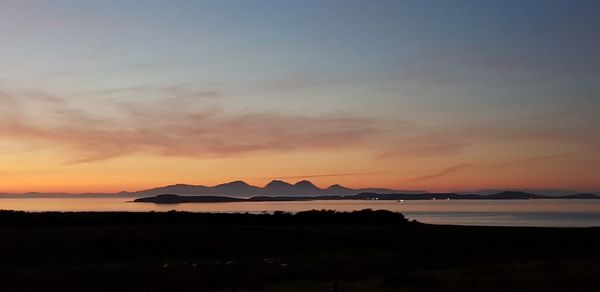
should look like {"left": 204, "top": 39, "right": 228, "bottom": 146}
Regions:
{"left": 134, "top": 191, "right": 600, "bottom": 204}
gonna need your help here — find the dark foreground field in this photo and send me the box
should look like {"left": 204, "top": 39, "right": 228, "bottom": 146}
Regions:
{"left": 0, "top": 210, "right": 599, "bottom": 292}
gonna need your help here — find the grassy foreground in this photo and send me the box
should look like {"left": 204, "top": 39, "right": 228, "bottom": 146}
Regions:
{"left": 0, "top": 210, "right": 599, "bottom": 291}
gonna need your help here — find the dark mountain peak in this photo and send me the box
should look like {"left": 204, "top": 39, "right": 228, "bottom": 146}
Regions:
{"left": 166, "top": 183, "right": 196, "bottom": 188}
{"left": 265, "top": 180, "right": 293, "bottom": 188}
{"left": 216, "top": 180, "right": 250, "bottom": 187}
{"left": 131, "top": 180, "right": 421, "bottom": 197}
{"left": 496, "top": 191, "right": 531, "bottom": 196}
{"left": 327, "top": 184, "right": 352, "bottom": 190}
{"left": 294, "top": 180, "right": 318, "bottom": 188}
{"left": 148, "top": 183, "right": 205, "bottom": 191}
{"left": 487, "top": 191, "right": 547, "bottom": 199}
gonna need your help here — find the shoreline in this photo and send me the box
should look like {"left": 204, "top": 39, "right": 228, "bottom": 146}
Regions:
{"left": 133, "top": 192, "right": 600, "bottom": 204}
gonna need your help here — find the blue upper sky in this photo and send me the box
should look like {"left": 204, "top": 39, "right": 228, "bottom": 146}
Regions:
{"left": 3, "top": 0, "right": 599, "bottom": 113}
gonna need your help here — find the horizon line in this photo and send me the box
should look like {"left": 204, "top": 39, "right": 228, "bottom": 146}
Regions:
{"left": 0, "top": 179, "right": 596, "bottom": 196}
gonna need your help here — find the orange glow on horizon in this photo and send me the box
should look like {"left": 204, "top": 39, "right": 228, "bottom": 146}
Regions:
{"left": 1, "top": 149, "right": 598, "bottom": 194}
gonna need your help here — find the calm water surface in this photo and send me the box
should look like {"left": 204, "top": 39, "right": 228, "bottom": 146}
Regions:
{"left": 1, "top": 198, "right": 599, "bottom": 227}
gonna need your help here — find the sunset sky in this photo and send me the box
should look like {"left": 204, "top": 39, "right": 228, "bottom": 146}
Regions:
{"left": 1, "top": 0, "right": 599, "bottom": 193}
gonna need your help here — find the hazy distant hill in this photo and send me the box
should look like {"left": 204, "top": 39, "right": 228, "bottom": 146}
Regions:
{"left": 560, "top": 193, "right": 600, "bottom": 199}
{"left": 129, "top": 180, "right": 425, "bottom": 198}
{"left": 462, "top": 189, "right": 581, "bottom": 197}
{"left": 1, "top": 182, "right": 596, "bottom": 199}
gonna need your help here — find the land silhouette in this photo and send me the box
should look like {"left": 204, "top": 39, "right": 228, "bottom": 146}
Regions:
{"left": 0, "top": 210, "right": 599, "bottom": 291}
{"left": 131, "top": 180, "right": 426, "bottom": 197}
{"left": 134, "top": 190, "right": 600, "bottom": 204}
{"left": 1, "top": 179, "right": 596, "bottom": 199}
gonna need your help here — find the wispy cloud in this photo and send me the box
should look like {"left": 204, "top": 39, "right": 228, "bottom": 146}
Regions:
{"left": 0, "top": 89, "right": 380, "bottom": 163}
{"left": 2, "top": 86, "right": 599, "bottom": 166}
{"left": 378, "top": 139, "right": 465, "bottom": 158}
{"left": 492, "top": 153, "right": 573, "bottom": 167}
{"left": 403, "top": 152, "right": 592, "bottom": 184}
{"left": 81, "top": 83, "right": 221, "bottom": 100}
{"left": 406, "top": 164, "right": 471, "bottom": 182}
{"left": 380, "top": 116, "right": 600, "bottom": 159}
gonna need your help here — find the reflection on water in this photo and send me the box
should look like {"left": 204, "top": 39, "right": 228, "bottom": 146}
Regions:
{"left": 0, "top": 198, "right": 599, "bottom": 227}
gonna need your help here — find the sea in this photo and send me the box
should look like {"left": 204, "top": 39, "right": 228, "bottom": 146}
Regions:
{"left": 1, "top": 198, "right": 600, "bottom": 227}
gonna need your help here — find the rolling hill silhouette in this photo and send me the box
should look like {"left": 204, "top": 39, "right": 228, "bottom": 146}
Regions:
{"left": 131, "top": 180, "right": 425, "bottom": 197}
{"left": 0, "top": 180, "right": 596, "bottom": 199}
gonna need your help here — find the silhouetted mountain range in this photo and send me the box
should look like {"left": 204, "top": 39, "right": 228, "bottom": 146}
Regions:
{"left": 129, "top": 180, "right": 425, "bottom": 198}
{"left": 0, "top": 180, "right": 597, "bottom": 199}
{"left": 134, "top": 191, "right": 600, "bottom": 204}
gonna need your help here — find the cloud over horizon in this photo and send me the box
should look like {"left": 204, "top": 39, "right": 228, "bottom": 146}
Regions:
{"left": 0, "top": 88, "right": 383, "bottom": 163}
{"left": 1, "top": 86, "right": 599, "bottom": 166}
{"left": 406, "top": 164, "right": 471, "bottom": 183}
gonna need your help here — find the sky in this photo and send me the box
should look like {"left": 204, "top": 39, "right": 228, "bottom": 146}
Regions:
{"left": 0, "top": 0, "right": 599, "bottom": 193}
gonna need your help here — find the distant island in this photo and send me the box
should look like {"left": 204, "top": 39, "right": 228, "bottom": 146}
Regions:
{"left": 0, "top": 180, "right": 427, "bottom": 198}
{"left": 129, "top": 180, "right": 426, "bottom": 197}
{"left": 134, "top": 191, "right": 600, "bottom": 204}
{"left": 1, "top": 179, "right": 597, "bottom": 199}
